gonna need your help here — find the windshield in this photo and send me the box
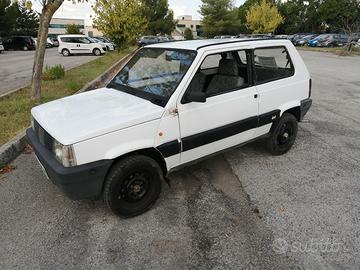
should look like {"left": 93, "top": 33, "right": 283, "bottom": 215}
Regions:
{"left": 107, "top": 48, "right": 196, "bottom": 107}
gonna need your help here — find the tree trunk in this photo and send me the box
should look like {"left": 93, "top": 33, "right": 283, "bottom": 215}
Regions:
{"left": 30, "top": 1, "right": 64, "bottom": 102}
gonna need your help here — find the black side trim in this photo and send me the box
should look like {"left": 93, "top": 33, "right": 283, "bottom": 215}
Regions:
{"left": 157, "top": 140, "right": 181, "bottom": 158}
{"left": 182, "top": 116, "right": 258, "bottom": 151}
{"left": 157, "top": 109, "right": 280, "bottom": 158}
{"left": 258, "top": 110, "right": 281, "bottom": 126}
{"left": 300, "top": 98, "right": 312, "bottom": 120}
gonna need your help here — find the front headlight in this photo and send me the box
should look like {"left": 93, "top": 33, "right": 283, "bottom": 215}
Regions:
{"left": 53, "top": 139, "right": 77, "bottom": 167}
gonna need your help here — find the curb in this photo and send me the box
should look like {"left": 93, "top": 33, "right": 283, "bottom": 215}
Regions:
{"left": 0, "top": 49, "right": 137, "bottom": 169}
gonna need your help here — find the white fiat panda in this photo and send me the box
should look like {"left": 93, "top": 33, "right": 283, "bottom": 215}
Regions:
{"left": 27, "top": 38, "right": 312, "bottom": 217}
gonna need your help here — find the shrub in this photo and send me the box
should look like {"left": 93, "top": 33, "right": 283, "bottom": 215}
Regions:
{"left": 184, "top": 28, "right": 194, "bottom": 40}
{"left": 42, "top": 64, "right": 65, "bottom": 81}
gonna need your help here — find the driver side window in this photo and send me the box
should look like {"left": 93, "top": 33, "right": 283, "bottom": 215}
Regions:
{"left": 185, "top": 50, "right": 251, "bottom": 100}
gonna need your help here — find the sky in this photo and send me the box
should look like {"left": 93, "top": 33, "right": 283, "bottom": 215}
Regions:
{"left": 33, "top": 0, "right": 245, "bottom": 26}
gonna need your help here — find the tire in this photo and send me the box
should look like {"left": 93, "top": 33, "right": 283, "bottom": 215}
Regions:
{"left": 93, "top": 48, "right": 101, "bottom": 56}
{"left": 23, "top": 46, "right": 28, "bottom": 51}
{"left": 103, "top": 155, "right": 163, "bottom": 218}
{"left": 62, "top": 49, "right": 70, "bottom": 57}
{"left": 266, "top": 113, "right": 298, "bottom": 155}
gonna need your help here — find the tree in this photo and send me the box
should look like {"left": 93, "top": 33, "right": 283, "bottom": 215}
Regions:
{"left": 65, "top": 23, "right": 81, "bottom": 34}
{"left": 319, "top": 0, "right": 360, "bottom": 32}
{"left": 141, "top": 0, "right": 176, "bottom": 35}
{"left": 15, "top": 2, "right": 39, "bottom": 36}
{"left": 30, "top": 0, "right": 65, "bottom": 102}
{"left": 246, "top": 0, "right": 284, "bottom": 33}
{"left": 237, "top": 0, "right": 260, "bottom": 33}
{"left": 0, "top": 0, "right": 20, "bottom": 37}
{"left": 200, "top": 0, "right": 240, "bottom": 37}
{"left": 30, "top": 0, "right": 86, "bottom": 102}
{"left": 184, "top": 28, "right": 193, "bottom": 40}
{"left": 93, "top": 0, "right": 147, "bottom": 48}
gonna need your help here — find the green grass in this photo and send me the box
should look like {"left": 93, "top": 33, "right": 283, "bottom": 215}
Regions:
{"left": 0, "top": 48, "right": 133, "bottom": 146}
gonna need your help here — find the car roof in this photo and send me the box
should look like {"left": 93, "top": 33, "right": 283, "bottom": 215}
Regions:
{"left": 146, "top": 38, "right": 292, "bottom": 51}
{"left": 58, "top": 35, "right": 86, "bottom": 38}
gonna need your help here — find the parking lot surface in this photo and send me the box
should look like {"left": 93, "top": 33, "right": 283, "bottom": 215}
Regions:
{"left": 0, "top": 50, "right": 359, "bottom": 269}
{"left": 0, "top": 48, "right": 97, "bottom": 96}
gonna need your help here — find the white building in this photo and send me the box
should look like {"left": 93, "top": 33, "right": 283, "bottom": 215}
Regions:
{"left": 173, "top": 15, "right": 203, "bottom": 39}
{"left": 48, "top": 18, "right": 85, "bottom": 36}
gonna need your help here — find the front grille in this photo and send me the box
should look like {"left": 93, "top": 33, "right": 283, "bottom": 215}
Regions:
{"left": 33, "top": 119, "right": 54, "bottom": 151}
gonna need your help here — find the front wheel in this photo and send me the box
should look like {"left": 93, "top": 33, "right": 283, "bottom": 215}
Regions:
{"left": 62, "top": 49, "right": 70, "bottom": 57}
{"left": 266, "top": 113, "right": 298, "bottom": 155}
{"left": 103, "top": 155, "right": 163, "bottom": 218}
{"left": 93, "top": 48, "right": 101, "bottom": 56}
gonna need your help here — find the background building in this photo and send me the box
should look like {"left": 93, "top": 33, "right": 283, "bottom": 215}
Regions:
{"left": 84, "top": 26, "right": 103, "bottom": 37}
{"left": 173, "top": 15, "right": 203, "bottom": 39}
{"left": 48, "top": 18, "right": 85, "bottom": 37}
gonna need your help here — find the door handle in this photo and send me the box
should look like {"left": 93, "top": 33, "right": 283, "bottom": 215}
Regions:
{"left": 254, "top": 94, "right": 259, "bottom": 99}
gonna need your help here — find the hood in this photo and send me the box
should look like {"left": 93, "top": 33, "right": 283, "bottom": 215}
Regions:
{"left": 31, "top": 88, "right": 164, "bottom": 145}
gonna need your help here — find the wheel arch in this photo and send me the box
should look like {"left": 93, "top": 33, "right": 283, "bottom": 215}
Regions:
{"left": 279, "top": 101, "right": 301, "bottom": 122}
{"left": 111, "top": 147, "right": 168, "bottom": 175}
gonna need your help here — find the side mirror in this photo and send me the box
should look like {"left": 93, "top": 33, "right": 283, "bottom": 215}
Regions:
{"left": 185, "top": 91, "right": 206, "bottom": 103}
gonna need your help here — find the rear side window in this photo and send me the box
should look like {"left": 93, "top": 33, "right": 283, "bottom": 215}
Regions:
{"left": 253, "top": 47, "right": 294, "bottom": 84}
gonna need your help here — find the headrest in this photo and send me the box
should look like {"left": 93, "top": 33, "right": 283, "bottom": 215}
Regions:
{"left": 219, "top": 59, "right": 239, "bottom": 76}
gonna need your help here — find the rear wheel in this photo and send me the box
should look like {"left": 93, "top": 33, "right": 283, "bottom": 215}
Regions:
{"left": 62, "top": 49, "right": 70, "bottom": 57}
{"left": 103, "top": 155, "right": 163, "bottom": 218}
{"left": 266, "top": 113, "right": 298, "bottom": 155}
{"left": 93, "top": 48, "right": 101, "bottom": 56}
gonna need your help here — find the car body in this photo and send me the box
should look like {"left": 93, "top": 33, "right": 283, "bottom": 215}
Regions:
{"left": 293, "top": 34, "right": 318, "bottom": 46}
{"left": 137, "top": 36, "right": 159, "bottom": 47}
{"left": 90, "top": 37, "right": 114, "bottom": 51}
{"left": 94, "top": 36, "right": 116, "bottom": 50}
{"left": 57, "top": 35, "right": 107, "bottom": 56}
{"left": 2, "top": 36, "right": 36, "bottom": 51}
{"left": 0, "top": 38, "right": 4, "bottom": 53}
{"left": 27, "top": 38, "right": 312, "bottom": 217}
{"left": 307, "top": 34, "right": 331, "bottom": 47}
{"left": 316, "top": 34, "right": 349, "bottom": 47}
{"left": 47, "top": 37, "right": 59, "bottom": 47}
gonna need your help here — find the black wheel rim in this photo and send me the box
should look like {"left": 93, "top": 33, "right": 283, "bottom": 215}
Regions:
{"left": 118, "top": 172, "right": 150, "bottom": 203}
{"left": 277, "top": 122, "right": 293, "bottom": 146}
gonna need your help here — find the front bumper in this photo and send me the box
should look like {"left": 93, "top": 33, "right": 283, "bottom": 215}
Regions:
{"left": 26, "top": 128, "right": 113, "bottom": 200}
{"left": 300, "top": 98, "right": 312, "bottom": 120}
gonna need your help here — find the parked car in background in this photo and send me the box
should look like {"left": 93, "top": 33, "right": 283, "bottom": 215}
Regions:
{"left": 307, "top": 34, "right": 331, "bottom": 47}
{"left": 47, "top": 37, "right": 59, "bottom": 47}
{"left": 356, "top": 39, "right": 360, "bottom": 47}
{"left": 0, "top": 38, "right": 4, "bottom": 54}
{"left": 316, "top": 34, "right": 349, "bottom": 47}
{"left": 94, "top": 36, "right": 116, "bottom": 50}
{"left": 157, "top": 36, "right": 174, "bottom": 43}
{"left": 137, "top": 36, "right": 159, "bottom": 47}
{"left": 293, "top": 34, "right": 318, "bottom": 46}
{"left": 2, "top": 36, "right": 36, "bottom": 51}
{"left": 57, "top": 35, "right": 107, "bottom": 57}
{"left": 89, "top": 37, "right": 114, "bottom": 51}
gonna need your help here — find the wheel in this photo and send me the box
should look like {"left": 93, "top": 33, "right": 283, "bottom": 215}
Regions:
{"left": 103, "top": 155, "right": 163, "bottom": 218}
{"left": 23, "top": 46, "right": 28, "bottom": 51}
{"left": 62, "top": 49, "right": 70, "bottom": 57}
{"left": 266, "top": 113, "right": 298, "bottom": 155}
{"left": 93, "top": 48, "right": 101, "bottom": 56}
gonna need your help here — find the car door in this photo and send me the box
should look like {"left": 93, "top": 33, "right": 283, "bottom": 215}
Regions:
{"left": 253, "top": 46, "right": 300, "bottom": 137}
{"left": 177, "top": 49, "right": 259, "bottom": 164}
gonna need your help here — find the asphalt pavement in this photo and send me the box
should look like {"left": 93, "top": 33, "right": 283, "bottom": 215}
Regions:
{"left": 0, "top": 48, "right": 98, "bottom": 96}
{"left": 0, "top": 50, "right": 360, "bottom": 269}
